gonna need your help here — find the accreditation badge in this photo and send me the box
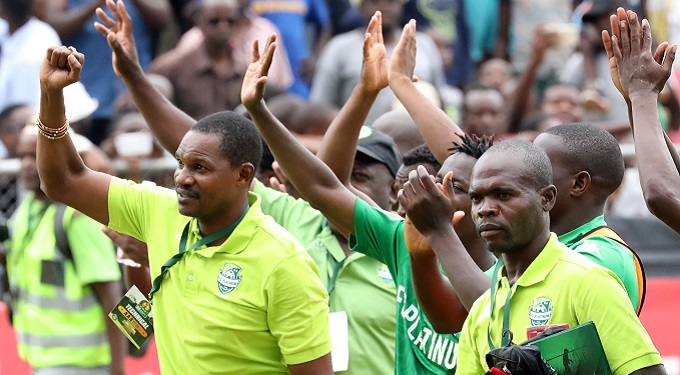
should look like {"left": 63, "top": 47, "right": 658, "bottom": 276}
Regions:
{"left": 329, "top": 311, "right": 349, "bottom": 372}
{"left": 109, "top": 285, "right": 154, "bottom": 349}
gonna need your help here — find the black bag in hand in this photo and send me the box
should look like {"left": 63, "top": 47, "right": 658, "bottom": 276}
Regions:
{"left": 485, "top": 330, "right": 556, "bottom": 375}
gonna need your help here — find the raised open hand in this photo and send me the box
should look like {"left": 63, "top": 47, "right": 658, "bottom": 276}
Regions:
{"left": 388, "top": 20, "right": 418, "bottom": 86}
{"left": 94, "top": 0, "right": 142, "bottom": 79}
{"left": 241, "top": 35, "right": 276, "bottom": 110}
{"left": 605, "top": 8, "right": 676, "bottom": 97}
{"left": 40, "top": 46, "right": 85, "bottom": 91}
{"left": 360, "top": 11, "right": 389, "bottom": 94}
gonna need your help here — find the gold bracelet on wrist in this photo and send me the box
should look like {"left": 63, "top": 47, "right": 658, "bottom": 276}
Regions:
{"left": 35, "top": 115, "right": 70, "bottom": 140}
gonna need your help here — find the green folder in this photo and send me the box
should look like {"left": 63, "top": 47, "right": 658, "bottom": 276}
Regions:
{"left": 529, "top": 321, "right": 612, "bottom": 375}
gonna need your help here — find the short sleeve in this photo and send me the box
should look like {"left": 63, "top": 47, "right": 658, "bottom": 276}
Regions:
{"left": 266, "top": 253, "right": 331, "bottom": 364}
{"left": 456, "top": 301, "right": 487, "bottom": 375}
{"left": 573, "top": 267, "right": 662, "bottom": 374}
{"left": 348, "top": 198, "right": 404, "bottom": 278}
{"left": 107, "top": 176, "right": 175, "bottom": 241}
{"left": 68, "top": 213, "right": 121, "bottom": 285}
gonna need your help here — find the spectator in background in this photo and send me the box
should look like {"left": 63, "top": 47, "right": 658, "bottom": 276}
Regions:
{"left": 100, "top": 112, "right": 175, "bottom": 187}
{"left": 310, "top": 0, "right": 445, "bottom": 124}
{"left": 250, "top": 0, "right": 331, "bottom": 99}
{"left": 0, "top": 104, "right": 34, "bottom": 220}
{"left": 150, "top": 0, "right": 260, "bottom": 120}
{"left": 114, "top": 73, "right": 175, "bottom": 113}
{"left": 461, "top": 86, "right": 508, "bottom": 137}
{"left": 174, "top": 0, "right": 294, "bottom": 95}
{"left": 401, "top": 0, "right": 473, "bottom": 88}
{"left": 495, "top": 0, "right": 574, "bottom": 93}
{"left": 541, "top": 84, "right": 584, "bottom": 123}
{"left": 34, "top": 0, "right": 172, "bottom": 144}
{"left": 477, "top": 58, "right": 513, "bottom": 92}
{"left": 372, "top": 109, "right": 424, "bottom": 155}
{"left": 560, "top": 0, "right": 631, "bottom": 123}
{"left": 0, "top": 105, "right": 32, "bottom": 160}
{"left": 7, "top": 124, "right": 125, "bottom": 375}
{"left": 0, "top": 0, "right": 61, "bottom": 112}
{"left": 463, "top": 0, "right": 497, "bottom": 63}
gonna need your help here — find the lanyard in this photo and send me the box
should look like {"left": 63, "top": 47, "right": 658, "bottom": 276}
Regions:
{"left": 327, "top": 256, "right": 345, "bottom": 304}
{"left": 487, "top": 257, "right": 514, "bottom": 349}
{"left": 148, "top": 204, "right": 249, "bottom": 300}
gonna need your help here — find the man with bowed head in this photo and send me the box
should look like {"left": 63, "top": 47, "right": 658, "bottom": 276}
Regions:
{"left": 403, "top": 138, "right": 665, "bottom": 374}
{"left": 34, "top": 44, "right": 332, "bottom": 374}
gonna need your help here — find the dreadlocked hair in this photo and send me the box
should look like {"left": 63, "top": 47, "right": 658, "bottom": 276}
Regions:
{"left": 448, "top": 133, "right": 494, "bottom": 159}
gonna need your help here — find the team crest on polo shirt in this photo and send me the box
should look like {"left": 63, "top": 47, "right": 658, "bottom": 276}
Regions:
{"left": 529, "top": 297, "right": 554, "bottom": 326}
{"left": 377, "top": 264, "right": 393, "bottom": 284}
{"left": 218, "top": 263, "right": 242, "bottom": 294}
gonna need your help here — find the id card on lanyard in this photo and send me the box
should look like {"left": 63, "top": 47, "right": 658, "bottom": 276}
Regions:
{"left": 110, "top": 205, "right": 249, "bottom": 349}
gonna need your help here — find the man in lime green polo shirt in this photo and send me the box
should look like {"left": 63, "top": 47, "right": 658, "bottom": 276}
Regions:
{"left": 34, "top": 44, "right": 332, "bottom": 374}
{"left": 252, "top": 127, "right": 402, "bottom": 375}
{"left": 452, "top": 139, "right": 664, "bottom": 374}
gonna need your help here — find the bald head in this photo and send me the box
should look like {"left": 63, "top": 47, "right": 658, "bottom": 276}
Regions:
{"left": 372, "top": 109, "right": 423, "bottom": 155}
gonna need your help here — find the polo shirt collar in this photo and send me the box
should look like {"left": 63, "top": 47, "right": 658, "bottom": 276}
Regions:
{"left": 557, "top": 215, "right": 606, "bottom": 247}
{"left": 189, "top": 192, "right": 263, "bottom": 257}
{"left": 514, "top": 233, "right": 565, "bottom": 287}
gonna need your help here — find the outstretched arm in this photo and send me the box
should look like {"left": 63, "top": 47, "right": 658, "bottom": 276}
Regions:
{"left": 315, "top": 12, "right": 387, "bottom": 206}
{"left": 95, "top": 0, "right": 194, "bottom": 154}
{"left": 242, "top": 36, "right": 358, "bottom": 235}
{"left": 389, "top": 21, "right": 463, "bottom": 163}
{"left": 399, "top": 167, "right": 491, "bottom": 328}
{"left": 603, "top": 8, "right": 680, "bottom": 172}
{"left": 37, "top": 46, "right": 112, "bottom": 225}
{"left": 604, "top": 9, "right": 680, "bottom": 233}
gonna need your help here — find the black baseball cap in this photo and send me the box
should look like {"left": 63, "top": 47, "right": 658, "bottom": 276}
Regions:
{"left": 356, "top": 126, "right": 402, "bottom": 178}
